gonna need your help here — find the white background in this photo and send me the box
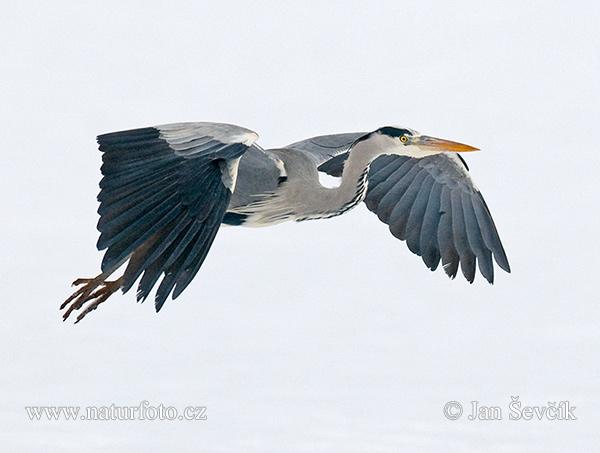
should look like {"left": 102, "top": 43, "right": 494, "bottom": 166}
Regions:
{"left": 2, "top": 1, "right": 599, "bottom": 451}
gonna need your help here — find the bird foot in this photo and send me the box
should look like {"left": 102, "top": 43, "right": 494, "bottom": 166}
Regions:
{"left": 61, "top": 274, "right": 123, "bottom": 323}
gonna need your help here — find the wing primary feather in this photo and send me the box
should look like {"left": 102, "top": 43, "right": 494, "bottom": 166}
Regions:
{"left": 388, "top": 169, "right": 429, "bottom": 241}
{"left": 154, "top": 223, "right": 211, "bottom": 311}
{"left": 172, "top": 216, "right": 221, "bottom": 298}
{"left": 101, "top": 150, "right": 179, "bottom": 173}
{"left": 375, "top": 162, "right": 422, "bottom": 223}
{"left": 451, "top": 189, "right": 476, "bottom": 283}
{"left": 100, "top": 144, "right": 172, "bottom": 167}
{"left": 461, "top": 192, "right": 494, "bottom": 283}
{"left": 154, "top": 180, "right": 231, "bottom": 310}
{"left": 172, "top": 188, "right": 229, "bottom": 299}
{"left": 98, "top": 174, "right": 178, "bottom": 216}
{"left": 97, "top": 127, "right": 159, "bottom": 144}
{"left": 97, "top": 192, "right": 180, "bottom": 250}
{"left": 100, "top": 202, "right": 183, "bottom": 272}
{"left": 99, "top": 159, "right": 179, "bottom": 190}
{"left": 404, "top": 175, "right": 436, "bottom": 255}
{"left": 161, "top": 221, "right": 203, "bottom": 270}
{"left": 180, "top": 164, "right": 223, "bottom": 220}
{"left": 471, "top": 193, "right": 511, "bottom": 273}
{"left": 97, "top": 181, "right": 177, "bottom": 232}
{"left": 365, "top": 158, "right": 415, "bottom": 213}
{"left": 438, "top": 186, "right": 459, "bottom": 279}
{"left": 365, "top": 157, "right": 411, "bottom": 205}
{"left": 121, "top": 214, "right": 193, "bottom": 293}
{"left": 419, "top": 182, "right": 443, "bottom": 270}
{"left": 136, "top": 246, "right": 174, "bottom": 303}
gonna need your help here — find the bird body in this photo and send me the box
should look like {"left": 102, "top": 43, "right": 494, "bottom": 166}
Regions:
{"left": 62, "top": 122, "right": 510, "bottom": 322}
{"left": 228, "top": 146, "right": 371, "bottom": 225}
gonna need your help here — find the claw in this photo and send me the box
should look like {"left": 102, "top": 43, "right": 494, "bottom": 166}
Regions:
{"left": 61, "top": 272, "right": 123, "bottom": 323}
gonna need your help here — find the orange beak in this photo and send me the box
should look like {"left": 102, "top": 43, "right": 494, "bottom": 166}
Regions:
{"left": 415, "top": 135, "right": 479, "bottom": 153}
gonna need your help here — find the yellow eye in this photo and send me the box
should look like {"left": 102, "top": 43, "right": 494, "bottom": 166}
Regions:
{"left": 400, "top": 135, "right": 408, "bottom": 143}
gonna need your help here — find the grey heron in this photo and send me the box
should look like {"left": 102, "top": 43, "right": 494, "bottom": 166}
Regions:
{"left": 62, "top": 122, "right": 510, "bottom": 322}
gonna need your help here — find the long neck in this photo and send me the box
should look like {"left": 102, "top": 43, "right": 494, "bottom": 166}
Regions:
{"left": 332, "top": 138, "right": 386, "bottom": 212}
{"left": 240, "top": 141, "right": 389, "bottom": 225}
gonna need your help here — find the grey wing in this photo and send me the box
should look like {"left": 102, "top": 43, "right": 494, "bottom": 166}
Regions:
{"left": 96, "top": 122, "right": 258, "bottom": 310}
{"left": 364, "top": 153, "right": 510, "bottom": 283}
{"left": 287, "top": 133, "right": 510, "bottom": 283}
{"left": 286, "top": 132, "right": 366, "bottom": 172}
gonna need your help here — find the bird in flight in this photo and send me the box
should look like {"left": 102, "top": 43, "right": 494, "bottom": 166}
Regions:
{"left": 62, "top": 122, "right": 510, "bottom": 322}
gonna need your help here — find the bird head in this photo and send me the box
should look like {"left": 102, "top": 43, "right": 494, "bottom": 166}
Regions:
{"left": 363, "top": 126, "right": 479, "bottom": 158}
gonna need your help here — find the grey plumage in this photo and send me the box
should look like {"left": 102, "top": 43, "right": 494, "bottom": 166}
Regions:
{"left": 62, "top": 122, "right": 510, "bottom": 322}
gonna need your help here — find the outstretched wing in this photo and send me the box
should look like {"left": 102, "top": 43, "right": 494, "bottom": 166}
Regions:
{"left": 96, "top": 122, "right": 258, "bottom": 310}
{"left": 364, "top": 153, "right": 510, "bottom": 283}
{"left": 287, "top": 133, "right": 510, "bottom": 283}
